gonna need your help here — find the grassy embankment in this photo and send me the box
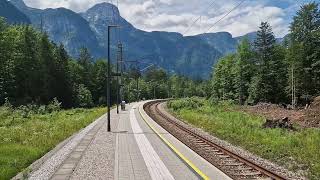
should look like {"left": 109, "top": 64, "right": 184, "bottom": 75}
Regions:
{"left": 168, "top": 98, "right": 320, "bottom": 179}
{"left": 0, "top": 104, "right": 106, "bottom": 179}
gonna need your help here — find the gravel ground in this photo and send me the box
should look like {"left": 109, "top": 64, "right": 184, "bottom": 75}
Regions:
{"left": 159, "top": 103, "right": 306, "bottom": 180}
{"left": 27, "top": 113, "right": 108, "bottom": 180}
{"left": 70, "top": 118, "right": 117, "bottom": 180}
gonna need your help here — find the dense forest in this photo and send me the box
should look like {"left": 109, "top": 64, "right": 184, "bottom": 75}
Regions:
{"left": 0, "top": 2, "right": 319, "bottom": 108}
{"left": 0, "top": 17, "right": 204, "bottom": 108}
{"left": 211, "top": 2, "right": 320, "bottom": 106}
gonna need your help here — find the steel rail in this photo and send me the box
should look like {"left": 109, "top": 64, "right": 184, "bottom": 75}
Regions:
{"left": 144, "top": 100, "right": 287, "bottom": 180}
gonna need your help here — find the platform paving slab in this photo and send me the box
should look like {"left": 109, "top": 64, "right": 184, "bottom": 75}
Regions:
{"left": 134, "top": 104, "right": 200, "bottom": 180}
{"left": 26, "top": 111, "right": 109, "bottom": 180}
{"left": 19, "top": 101, "right": 232, "bottom": 180}
{"left": 139, "top": 101, "right": 232, "bottom": 180}
{"left": 114, "top": 103, "right": 152, "bottom": 180}
{"left": 69, "top": 110, "right": 119, "bottom": 180}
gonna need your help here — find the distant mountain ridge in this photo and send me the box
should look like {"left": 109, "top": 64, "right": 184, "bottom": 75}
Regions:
{"left": 0, "top": 0, "right": 30, "bottom": 24}
{"left": 2, "top": 0, "right": 278, "bottom": 79}
{"left": 9, "top": 0, "right": 103, "bottom": 57}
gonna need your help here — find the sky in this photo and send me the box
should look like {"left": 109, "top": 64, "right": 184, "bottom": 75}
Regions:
{"left": 22, "top": 0, "right": 315, "bottom": 38}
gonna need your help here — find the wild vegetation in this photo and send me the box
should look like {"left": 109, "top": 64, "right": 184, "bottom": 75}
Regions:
{"left": 168, "top": 97, "right": 320, "bottom": 179}
{"left": 0, "top": 100, "right": 105, "bottom": 179}
{"left": 211, "top": 2, "right": 320, "bottom": 106}
{"left": 0, "top": 17, "right": 204, "bottom": 108}
{"left": 0, "top": 17, "right": 110, "bottom": 108}
{"left": 167, "top": 3, "right": 320, "bottom": 179}
{"left": 0, "top": 16, "right": 204, "bottom": 179}
{"left": 123, "top": 67, "right": 209, "bottom": 102}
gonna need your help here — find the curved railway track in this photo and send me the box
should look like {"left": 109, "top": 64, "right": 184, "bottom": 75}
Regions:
{"left": 144, "top": 100, "right": 287, "bottom": 180}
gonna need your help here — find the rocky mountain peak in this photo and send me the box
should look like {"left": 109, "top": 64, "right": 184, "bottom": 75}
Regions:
{"left": 0, "top": 0, "right": 30, "bottom": 24}
{"left": 85, "top": 2, "right": 120, "bottom": 21}
{"left": 9, "top": 0, "right": 27, "bottom": 9}
{"left": 2, "top": 0, "right": 279, "bottom": 79}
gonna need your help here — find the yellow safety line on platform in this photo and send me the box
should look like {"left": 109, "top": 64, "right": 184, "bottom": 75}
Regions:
{"left": 138, "top": 103, "right": 210, "bottom": 180}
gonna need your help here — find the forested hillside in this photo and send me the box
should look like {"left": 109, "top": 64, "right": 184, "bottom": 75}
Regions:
{"left": 211, "top": 2, "right": 320, "bottom": 106}
{"left": 0, "top": 17, "right": 204, "bottom": 107}
{"left": 1, "top": 2, "right": 318, "bottom": 108}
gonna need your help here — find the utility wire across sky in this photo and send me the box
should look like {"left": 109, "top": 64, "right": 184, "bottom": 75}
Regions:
{"left": 205, "top": 0, "right": 247, "bottom": 33}
{"left": 183, "top": 0, "right": 217, "bottom": 35}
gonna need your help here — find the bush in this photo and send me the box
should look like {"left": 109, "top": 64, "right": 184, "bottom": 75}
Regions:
{"left": 47, "top": 98, "right": 61, "bottom": 113}
{"left": 168, "top": 97, "right": 205, "bottom": 111}
{"left": 75, "top": 84, "right": 93, "bottom": 108}
{"left": 17, "top": 105, "right": 31, "bottom": 118}
{"left": 37, "top": 105, "right": 46, "bottom": 114}
{"left": 3, "top": 98, "right": 13, "bottom": 111}
{"left": 1, "top": 98, "right": 62, "bottom": 120}
{"left": 208, "top": 96, "right": 219, "bottom": 106}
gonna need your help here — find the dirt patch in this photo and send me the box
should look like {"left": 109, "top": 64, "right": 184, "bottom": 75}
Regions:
{"left": 242, "top": 100, "right": 320, "bottom": 128}
{"left": 262, "top": 117, "right": 295, "bottom": 130}
{"left": 301, "top": 96, "right": 320, "bottom": 127}
{"left": 242, "top": 102, "right": 304, "bottom": 126}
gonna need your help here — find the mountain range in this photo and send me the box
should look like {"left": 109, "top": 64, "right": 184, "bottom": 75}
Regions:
{"left": 0, "top": 0, "right": 29, "bottom": 24}
{"left": 1, "top": 0, "right": 278, "bottom": 79}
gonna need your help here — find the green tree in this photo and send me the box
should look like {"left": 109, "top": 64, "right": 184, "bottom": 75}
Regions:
{"left": 212, "top": 54, "right": 237, "bottom": 101}
{"left": 75, "top": 84, "right": 93, "bottom": 108}
{"left": 13, "top": 26, "right": 42, "bottom": 104}
{"left": 78, "top": 48, "right": 95, "bottom": 92}
{"left": 249, "top": 22, "right": 286, "bottom": 103}
{"left": 53, "top": 44, "right": 73, "bottom": 107}
{"left": 234, "top": 38, "right": 254, "bottom": 104}
{"left": 92, "top": 60, "right": 108, "bottom": 105}
{"left": 39, "top": 33, "right": 56, "bottom": 103}
{"left": 289, "top": 2, "right": 320, "bottom": 103}
{"left": 0, "top": 19, "right": 16, "bottom": 104}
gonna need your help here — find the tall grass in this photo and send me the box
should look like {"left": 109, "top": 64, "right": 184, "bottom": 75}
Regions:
{"left": 0, "top": 105, "right": 106, "bottom": 179}
{"left": 168, "top": 98, "right": 320, "bottom": 179}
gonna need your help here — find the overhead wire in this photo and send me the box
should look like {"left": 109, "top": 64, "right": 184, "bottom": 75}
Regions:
{"left": 205, "top": 0, "right": 247, "bottom": 33}
{"left": 183, "top": 0, "right": 217, "bottom": 35}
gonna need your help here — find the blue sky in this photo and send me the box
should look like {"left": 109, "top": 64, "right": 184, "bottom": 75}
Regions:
{"left": 22, "top": 0, "right": 316, "bottom": 37}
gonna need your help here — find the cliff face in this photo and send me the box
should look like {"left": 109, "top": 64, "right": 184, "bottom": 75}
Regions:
{"left": 0, "top": 0, "right": 30, "bottom": 24}
{"left": 5, "top": 0, "right": 268, "bottom": 79}
{"left": 10, "top": 0, "right": 103, "bottom": 58}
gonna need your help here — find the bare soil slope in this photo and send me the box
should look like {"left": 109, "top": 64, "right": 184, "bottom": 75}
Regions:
{"left": 243, "top": 97, "right": 320, "bottom": 128}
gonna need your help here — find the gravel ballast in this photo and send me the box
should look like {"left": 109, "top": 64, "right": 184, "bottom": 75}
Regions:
{"left": 159, "top": 102, "right": 306, "bottom": 180}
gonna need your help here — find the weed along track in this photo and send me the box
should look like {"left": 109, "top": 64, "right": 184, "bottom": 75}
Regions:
{"left": 144, "top": 100, "right": 287, "bottom": 180}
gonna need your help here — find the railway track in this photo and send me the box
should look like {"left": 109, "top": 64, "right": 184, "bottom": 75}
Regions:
{"left": 144, "top": 100, "right": 287, "bottom": 180}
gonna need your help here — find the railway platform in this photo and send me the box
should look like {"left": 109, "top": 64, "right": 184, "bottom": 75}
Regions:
{"left": 115, "top": 101, "right": 231, "bottom": 180}
{"left": 17, "top": 101, "right": 231, "bottom": 180}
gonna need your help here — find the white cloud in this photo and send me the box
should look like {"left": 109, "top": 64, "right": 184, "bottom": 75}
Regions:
{"left": 22, "top": 0, "right": 300, "bottom": 37}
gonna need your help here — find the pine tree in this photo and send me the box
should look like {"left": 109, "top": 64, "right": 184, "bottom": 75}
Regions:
{"left": 14, "top": 26, "right": 42, "bottom": 104}
{"left": 289, "top": 2, "right": 320, "bottom": 103}
{"left": 235, "top": 38, "right": 254, "bottom": 104}
{"left": 250, "top": 22, "right": 286, "bottom": 103}
{"left": 212, "top": 54, "right": 237, "bottom": 101}
{"left": 39, "top": 33, "right": 56, "bottom": 103}
{"left": 53, "top": 44, "right": 73, "bottom": 107}
{"left": 78, "top": 48, "right": 94, "bottom": 93}
{"left": 0, "top": 18, "right": 7, "bottom": 103}
{"left": 92, "top": 59, "right": 108, "bottom": 105}
{"left": 0, "top": 19, "right": 16, "bottom": 104}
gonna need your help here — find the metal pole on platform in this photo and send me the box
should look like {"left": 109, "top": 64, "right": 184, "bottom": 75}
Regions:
{"left": 107, "top": 25, "right": 118, "bottom": 132}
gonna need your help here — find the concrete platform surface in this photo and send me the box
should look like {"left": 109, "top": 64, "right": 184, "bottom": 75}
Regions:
{"left": 18, "top": 101, "right": 231, "bottom": 180}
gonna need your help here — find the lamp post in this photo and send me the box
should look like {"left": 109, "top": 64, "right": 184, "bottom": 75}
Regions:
{"left": 107, "top": 25, "right": 119, "bottom": 132}
{"left": 116, "top": 43, "right": 123, "bottom": 114}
